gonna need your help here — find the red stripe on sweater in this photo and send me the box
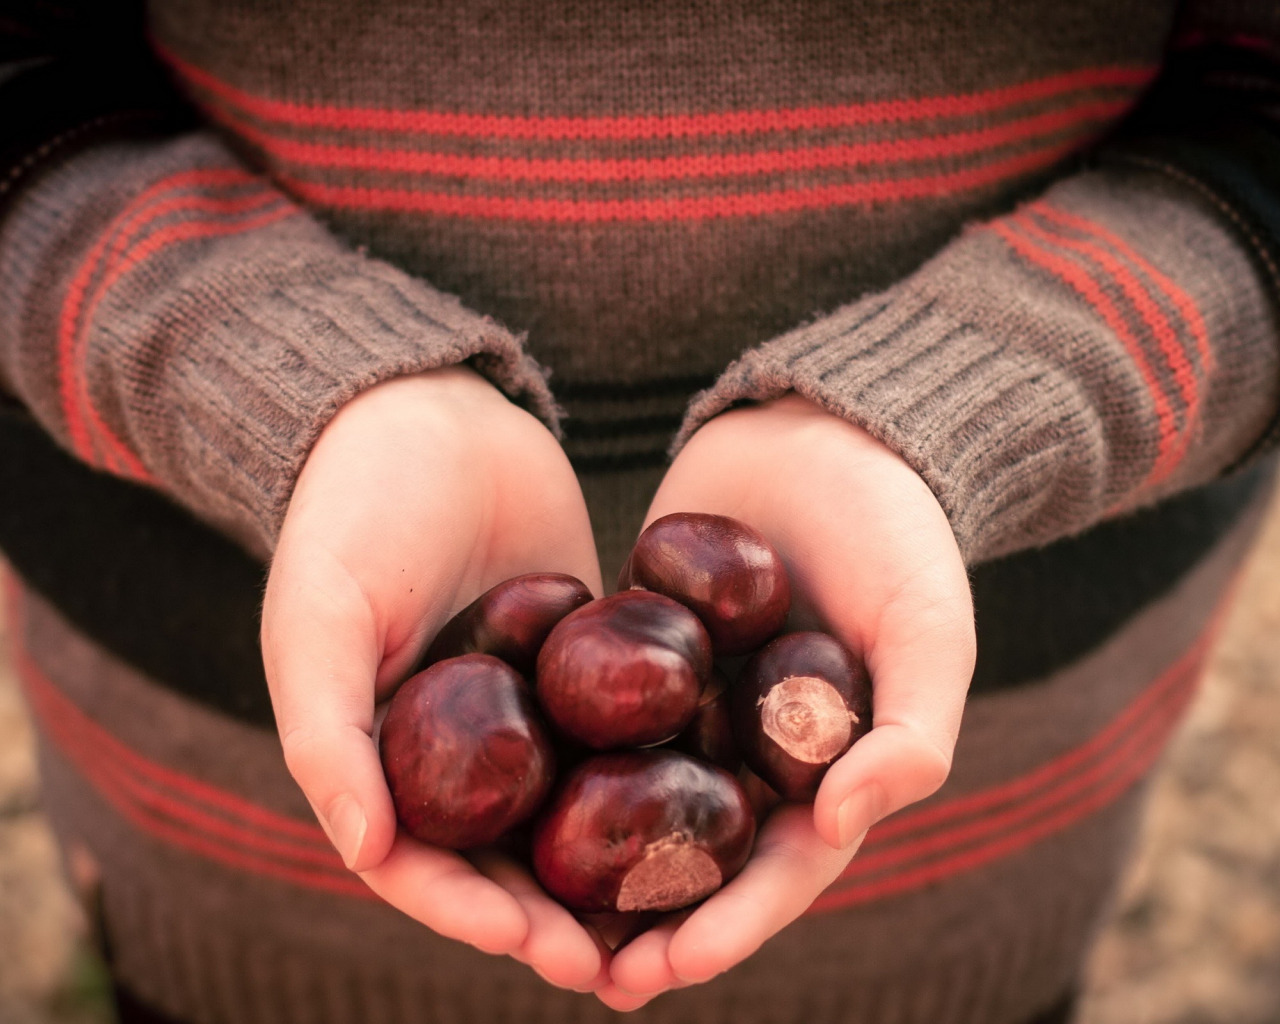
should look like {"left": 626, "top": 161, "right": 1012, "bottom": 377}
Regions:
{"left": 993, "top": 219, "right": 1179, "bottom": 487}
{"left": 100, "top": 758, "right": 341, "bottom": 868}
{"left": 218, "top": 97, "right": 1128, "bottom": 184}
{"left": 22, "top": 664, "right": 355, "bottom": 873}
{"left": 810, "top": 599, "right": 1230, "bottom": 913}
{"left": 89, "top": 790, "right": 369, "bottom": 899}
{"left": 0, "top": 574, "right": 327, "bottom": 843}
{"left": 58, "top": 168, "right": 255, "bottom": 473}
{"left": 1172, "top": 30, "right": 1280, "bottom": 58}
{"left": 1031, "top": 202, "right": 1214, "bottom": 375}
{"left": 811, "top": 679, "right": 1195, "bottom": 910}
{"left": 2, "top": 578, "right": 369, "bottom": 899}
{"left": 155, "top": 39, "right": 1153, "bottom": 140}
{"left": 0, "top": 567, "right": 1220, "bottom": 908}
{"left": 860, "top": 620, "right": 1213, "bottom": 850}
{"left": 283, "top": 138, "right": 1081, "bottom": 222}
{"left": 23, "top": 655, "right": 331, "bottom": 848}
{"left": 19, "top": 628, "right": 1193, "bottom": 904}
{"left": 1019, "top": 208, "right": 1201, "bottom": 477}
{"left": 71, "top": 199, "right": 297, "bottom": 480}
{"left": 70, "top": 192, "right": 284, "bottom": 480}
{"left": 837, "top": 655, "right": 1197, "bottom": 882}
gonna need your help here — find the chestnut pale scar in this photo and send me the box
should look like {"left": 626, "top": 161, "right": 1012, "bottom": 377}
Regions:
{"left": 759, "top": 675, "right": 856, "bottom": 764}
{"left": 616, "top": 832, "right": 722, "bottom": 912}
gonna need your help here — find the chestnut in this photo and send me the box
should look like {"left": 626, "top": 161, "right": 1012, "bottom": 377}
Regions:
{"left": 737, "top": 766, "right": 784, "bottom": 821}
{"left": 536, "top": 590, "right": 711, "bottom": 749}
{"left": 620, "top": 512, "right": 791, "bottom": 656}
{"left": 532, "top": 749, "right": 755, "bottom": 912}
{"left": 668, "top": 668, "right": 740, "bottom": 772}
{"left": 421, "top": 572, "right": 593, "bottom": 676}
{"left": 379, "top": 654, "right": 554, "bottom": 849}
{"left": 731, "top": 632, "right": 872, "bottom": 801}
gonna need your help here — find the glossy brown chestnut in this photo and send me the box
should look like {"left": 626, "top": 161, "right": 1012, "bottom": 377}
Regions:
{"left": 536, "top": 590, "right": 711, "bottom": 749}
{"left": 421, "top": 572, "right": 593, "bottom": 676}
{"left": 379, "top": 654, "right": 555, "bottom": 849}
{"left": 737, "top": 766, "right": 784, "bottom": 821}
{"left": 532, "top": 749, "right": 755, "bottom": 912}
{"left": 731, "top": 631, "right": 872, "bottom": 801}
{"left": 620, "top": 512, "right": 791, "bottom": 655}
{"left": 669, "top": 668, "right": 740, "bottom": 772}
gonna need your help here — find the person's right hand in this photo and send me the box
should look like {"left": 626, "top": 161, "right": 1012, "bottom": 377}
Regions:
{"left": 260, "top": 365, "right": 607, "bottom": 991}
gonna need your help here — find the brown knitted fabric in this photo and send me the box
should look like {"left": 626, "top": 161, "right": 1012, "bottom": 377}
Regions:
{"left": 0, "top": 133, "right": 559, "bottom": 558}
{"left": 2, "top": 2, "right": 1280, "bottom": 1023}
{"left": 6, "top": 482, "right": 1271, "bottom": 1024}
{"left": 0, "top": 0, "right": 1275, "bottom": 571}
{"left": 678, "top": 167, "right": 1279, "bottom": 563}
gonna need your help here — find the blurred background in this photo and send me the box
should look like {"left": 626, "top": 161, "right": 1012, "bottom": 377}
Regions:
{"left": 2, "top": 494, "right": 1279, "bottom": 1024}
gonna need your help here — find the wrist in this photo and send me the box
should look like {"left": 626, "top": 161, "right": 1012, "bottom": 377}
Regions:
{"left": 678, "top": 391, "right": 937, "bottom": 508}
{"left": 321, "top": 363, "right": 506, "bottom": 432}
{"left": 282, "top": 366, "right": 504, "bottom": 541}
{"left": 301, "top": 364, "right": 531, "bottom": 485}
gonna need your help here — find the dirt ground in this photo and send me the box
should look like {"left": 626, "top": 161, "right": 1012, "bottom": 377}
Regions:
{"left": 2, "top": 498, "right": 1279, "bottom": 1024}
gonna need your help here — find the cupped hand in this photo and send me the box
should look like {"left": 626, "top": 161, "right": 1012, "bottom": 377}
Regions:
{"left": 260, "top": 365, "right": 607, "bottom": 991}
{"left": 598, "top": 392, "right": 976, "bottom": 1008}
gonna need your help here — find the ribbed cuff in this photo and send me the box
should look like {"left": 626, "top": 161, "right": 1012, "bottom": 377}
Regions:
{"left": 0, "top": 135, "right": 559, "bottom": 558}
{"left": 679, "top": 154, "right": 1280, "bottom": 569}
{"left": 157, "top": 245, "right": 562, "bottom": 555}
{"left": 1096, "top": 41, "right": 1280, "bottom": 470}
{"left": 676, "top": 281, "right": 1107, "bottom": 566}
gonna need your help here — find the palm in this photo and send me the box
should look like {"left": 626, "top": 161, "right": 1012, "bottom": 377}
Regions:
{"left": 599, "top": 393, "right": 975, "bottom": 1007}
{"left": 261, "top": 368, "right": 607, "bottom": 990}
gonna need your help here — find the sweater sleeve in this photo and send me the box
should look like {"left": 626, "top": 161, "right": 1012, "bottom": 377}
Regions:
{"left": 0, "top": 8, "right": 558, "bottom": 560}
{"left": 677, "top": 0, "right": 1280, "bottom": 567}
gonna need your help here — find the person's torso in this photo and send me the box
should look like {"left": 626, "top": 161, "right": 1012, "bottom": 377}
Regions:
{"left": 147, "top": 0, "right": 1176, "bottom": 475}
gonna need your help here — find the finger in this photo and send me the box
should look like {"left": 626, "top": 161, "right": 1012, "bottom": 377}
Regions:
{"left": 607, "top": 911, "right": 692, "bottom": 996}
{"left": 485, "top": 457, "right": 607, "bottom": 600}
{"left": 277, "top": 379, "right": 487, "bottom": 685}
{"left": 814, "top": 724, "right": 950, "bottom": 850}
{"left": 594, "top": 987, "right": 657, "bottom": 1012}
{"left": 595, "top": 973, "right": 695, "bottom": 1009}
{"left": 261, "top": 546, "right": 398, "bottom": 871}
{"left": 579, "top": 912, "right": 648, "bottom": 952}
{"left": 471, "top": 853, "right": 603, "bottom": 991}
{"left": 666, "top": 805, "right": 861, "bottom": 984}
{"left": 813, "top": 571, "right": 974, "bottom": 849}
{"left": 576, "top": 926, "right": 617, "bottom": 993}
{"left": 359, "top": 834, "right": 528, "bottom": 954}
{"left": 460, "top": 398, "right": 605, "bottom": 599}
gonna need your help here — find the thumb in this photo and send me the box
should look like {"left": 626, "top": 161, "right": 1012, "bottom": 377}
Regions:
{"left": 261, "top": 546, "right": 396, "bottom": 870}
{"left": 813, "top": 557, "right": 975, "bottom": 849}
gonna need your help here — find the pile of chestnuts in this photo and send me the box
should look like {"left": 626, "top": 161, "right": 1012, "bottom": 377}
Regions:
{"left": 378, "top": 513, "right": 873, "bottom": 914}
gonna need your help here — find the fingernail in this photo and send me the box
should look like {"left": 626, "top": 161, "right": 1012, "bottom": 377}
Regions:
{"left": 326, "top": 795, "right": 367, "bottom": 869}
{"left": 836, "top": 788, "right": 875, "bottom": 849}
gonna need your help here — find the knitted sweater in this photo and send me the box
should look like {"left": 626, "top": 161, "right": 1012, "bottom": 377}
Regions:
{"left": 2, "top": 3, "right": 1280, "bottom": 1024}
{"left": 2, "top": 0, "right": 1279, "bottom": 571}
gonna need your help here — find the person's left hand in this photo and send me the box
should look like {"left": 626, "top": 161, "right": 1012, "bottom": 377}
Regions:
{"left": 259, "top": 367, "right": 608, "bottom": 992}
{"left": 594, "top": 393, "right": 977, "bottom": 1011}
